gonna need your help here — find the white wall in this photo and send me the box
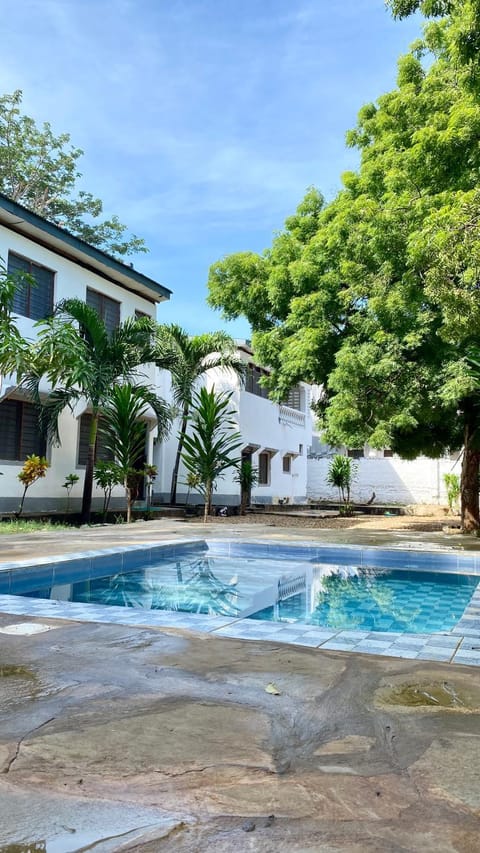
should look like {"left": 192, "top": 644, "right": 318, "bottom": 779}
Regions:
{"left": 0, "top": 224, "right": 159, "bottom": 512}
{"left": 307, "top": 456, "right": 460, "bottom": 506}
{"left": 153, "top": 363, "right": 312, "bottom": 507}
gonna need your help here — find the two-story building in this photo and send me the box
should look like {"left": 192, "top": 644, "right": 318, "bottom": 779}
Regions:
{"left": 0, "top": 193, "right": 171, "bottom": 514}
{"left": 154, "top": 341, "right": 312, "bottom": 508}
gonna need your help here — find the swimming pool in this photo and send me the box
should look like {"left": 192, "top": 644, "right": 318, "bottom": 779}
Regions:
{"left": 1, "top": 539, "right": 478, "bottom": 636}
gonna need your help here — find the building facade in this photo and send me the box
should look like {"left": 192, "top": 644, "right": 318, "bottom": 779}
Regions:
{"left": 0, "top": 193, "right": 170, "bottom": 513}
{"left": 154, "top": 342, "right": 312, "bottom": 508}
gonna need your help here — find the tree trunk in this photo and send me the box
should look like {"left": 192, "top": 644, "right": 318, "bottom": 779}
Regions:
{"left": 170, "top": 406, "right": 189, "bottom": 505}
{"left": 461, "top": 403, "right": 480, "bottom": 531}
{"left": 17, "top": 485, "right": 28, "bottom": 518}
{"left": 204, "top": 481, "right": 212, "bottom": 523}
{"left": 81, "top": 413, "right": 98, "bottom": 524}
{"left": 126, "top": 480, "right": 132, "bottom": 523}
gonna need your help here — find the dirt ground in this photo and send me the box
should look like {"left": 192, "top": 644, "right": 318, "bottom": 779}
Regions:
{"left": 191, "top": 510, "right": 462, "bottom": 534}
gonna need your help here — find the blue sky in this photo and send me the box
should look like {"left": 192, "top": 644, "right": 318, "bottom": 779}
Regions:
{"left": 2, "top": 1, "right": 420, "bottom": 337}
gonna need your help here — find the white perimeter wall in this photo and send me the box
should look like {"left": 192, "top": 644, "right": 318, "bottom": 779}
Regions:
{"left": 307, "top": 456, "right": 460, "bottom": 506}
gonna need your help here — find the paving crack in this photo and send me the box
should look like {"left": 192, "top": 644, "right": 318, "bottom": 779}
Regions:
{"left": 2, "top": 716, "right": 55, "bottom": 775}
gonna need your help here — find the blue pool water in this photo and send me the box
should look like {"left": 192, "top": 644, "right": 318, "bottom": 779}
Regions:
{"left": 5, "top": 543, "right": 479, "bottom": 635}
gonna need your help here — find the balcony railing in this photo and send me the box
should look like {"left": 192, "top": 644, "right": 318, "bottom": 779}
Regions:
{"left": 278, "top": 405, "right": 306, "bottom": 428}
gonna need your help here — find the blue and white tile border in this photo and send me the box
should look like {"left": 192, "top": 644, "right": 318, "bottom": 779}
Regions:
{"left": 0, "top": 537, "right": 479, "bottom": 667}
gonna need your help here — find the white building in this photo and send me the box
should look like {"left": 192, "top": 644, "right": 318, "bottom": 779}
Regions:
{"left": 154, "top": 342, "right": 312, "bottom": 508}
{"left": 0, "top": 193, "right": 171, "bottom": 514}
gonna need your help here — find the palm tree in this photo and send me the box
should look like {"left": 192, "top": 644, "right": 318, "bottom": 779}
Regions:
{"left": 99, "top": 382, "right": 172, "bottom": 522}
{"left": 181, "top": 386, "right": 242, "bottom": 521}
{"left": 23, "top": 298, "right": 168, "bottom": 523}
{"left": 0, "top": 259, "right": 31, "bottom": 380}
{"left": 155, "top": 324, "right": 245, "bottom": 505}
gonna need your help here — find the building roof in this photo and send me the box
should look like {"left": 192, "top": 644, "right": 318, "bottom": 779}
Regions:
{"left": 0, "top": 193, "right": 171, "bottom": 304}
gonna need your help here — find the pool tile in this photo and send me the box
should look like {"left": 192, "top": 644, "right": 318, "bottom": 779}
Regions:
{"left": 416, "top": 648, "right": 454, "bottom": 661}
{"left": 10, "top": 566, "right": 54, "bottom": 594}
{"left": 53, "top": 558, "right": 92, "bottom": 585}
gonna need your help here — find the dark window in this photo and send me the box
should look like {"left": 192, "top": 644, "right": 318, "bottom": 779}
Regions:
{"left": 284, "top": 386, "right": 302, "bottom": 411}
{"left": 258, "top": 452, "right": 270, "bottom": 485}
{"left": 8, "top": 252, "right": 54, "bottom": 320}
{"left": 347, "top": 448, "right": 364, "bottom": 459}
{"left": 0, "top": 400, "right": 46, "bottom": 460}
{"left": 282, "top": 455, "right": 291, "bottom": 473}
{"left": 245, "top": 364, "right": 268, "bottom": 398}
{"left": 383, "top": 449, "right": 394, "bottom": 458}
{"left": 86, "top": 288, "right": 120, "bottom": 335}
{"left": 77, "top": 414, "right": 115, "bottom": 466}
{"left": 134, "top": 309, "right": 150, "bottom": 320}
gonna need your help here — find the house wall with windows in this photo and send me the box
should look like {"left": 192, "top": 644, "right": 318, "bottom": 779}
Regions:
{"left": 153, "top": 343, "right": 312, "bottom": 508}
{"left": 0, "top": 193, "right": 170, "bottom": 513}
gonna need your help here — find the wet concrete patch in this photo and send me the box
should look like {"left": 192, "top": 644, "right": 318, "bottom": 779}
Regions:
{"left": 0, "top": 779, "right": 184, "bottom": 851}
{"left": 375, "top": 672, "right": 480, "bottom": 713}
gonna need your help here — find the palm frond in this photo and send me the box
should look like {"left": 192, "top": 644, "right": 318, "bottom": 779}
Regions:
{"left": 38, "top": 388, "right": 82, "bottom": 445}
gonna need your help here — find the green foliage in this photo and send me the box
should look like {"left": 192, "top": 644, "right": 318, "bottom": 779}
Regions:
{"left": 0, "top": 519, "right": 70, "bottom": 534}
{"left": 94, "top": 461, "right": 123, "bottom": 519}
{"left": 235, "top": 460, "right": 259, "bottom": 514}
{"left": 62, "top": 473, "right": 80, "bottom": 513}
{"left": 181, "top": 386, "right": 242, "bottom": 521}
{"left": 17, "top": 454, "right": 49, "bottom": 517}
{"left": 22, "top": 299, "right": 159, "bottom": 522}
{"left": 99, "top": 383, "right": 171, "bottom": 522}
{"left": 326, "top": 455, "right": 357, "bottom": 504}
{"left": 155, "top": 323, "right": 245, "bottom": 504}
{"left": 0, "top": 258, "right": 32, "bottom": 376}
{"left": 0, "top": 90, "right": 146, "bottom": 257}
{"left": 183, "top": 472, "right": 202, "bottom": 506}
{"left": 443, "top": 472, "right": 461, "bottom": 512}
{"left": 207, "top": 8, "right": 480, "bottom": 529}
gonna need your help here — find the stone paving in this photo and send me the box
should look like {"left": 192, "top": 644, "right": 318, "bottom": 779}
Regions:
{"left": 1, "top": 519, "right": 480, "bottom": 850}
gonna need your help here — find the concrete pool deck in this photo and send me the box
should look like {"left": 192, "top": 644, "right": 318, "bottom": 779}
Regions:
{"left": 1, "top": 519, "right": 480, "bottom": 850}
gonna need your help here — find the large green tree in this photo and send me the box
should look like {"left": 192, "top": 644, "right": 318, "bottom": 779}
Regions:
{"left": 0, "top": 91, "right": 146, "bottom": 257}
{"left": 23, "top": 298, "right": 165, "bottom": 523}
{"left": 208, "top": 3, "right": 480, "bottom": 530}
{"left": 155, "top": 324, "right": 244, "bottom": 505}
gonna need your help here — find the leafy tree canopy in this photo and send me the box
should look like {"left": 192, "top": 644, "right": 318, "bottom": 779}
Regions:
{"left": 0, "top": 90, "right": 146, "bottom": 257}
{"left": 207, "top": 2, "right": 480, "bottom": 527}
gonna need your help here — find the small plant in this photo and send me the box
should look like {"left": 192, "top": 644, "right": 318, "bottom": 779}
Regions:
{"left": 62, "top": 473, "right": 80, "bottom": 513}
{"left": 144, "top": 463, "right": 158, "bottom": 512}
{"left": 94, "top": 460, "right": 122, "bottom": 520}
{"left": 234, "top": 461, "right": 259, "bottom": 515}
{"left": 17, "top": 454, "right": 49, "bottom": 517}
{"left": 444, "top": 473, "right": 460, "bottom": 514}
{"left": 184, "top": 472, "right": 202, "bottom": 506}
{"left": 326, "top": 455, "right": 357, "bottom": 505}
